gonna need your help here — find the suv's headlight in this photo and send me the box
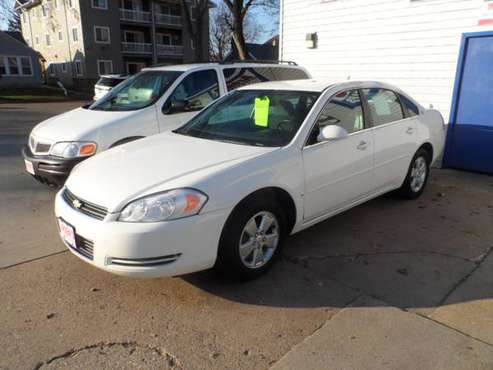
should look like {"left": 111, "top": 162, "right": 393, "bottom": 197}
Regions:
{"left": 50, "top": 142, "right": 97, "bottom": 158}
{"left": 119, "top": 189, "right": 208, "bottom": 223}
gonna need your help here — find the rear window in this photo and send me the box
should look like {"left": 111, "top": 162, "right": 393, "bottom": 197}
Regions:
{"left": 223, "top": 67, "right": 309, "bottom": 91}
{"left": 97, "top": 77, "right": 126, "bottom": 87}
{"left": 399, "top": 94, "right": 420, "bottom": 117}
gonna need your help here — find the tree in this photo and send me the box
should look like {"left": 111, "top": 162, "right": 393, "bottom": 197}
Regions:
{"left": 219, "top": 0, "right": 278, "bottom": 60}
{"left": 181, "top": 0, "right": 212, "bottom": 62}
{"left": 210, "top": 2, "right": 265, "bottom": 61}
{"left": 0, "top": 0, "right": 20, "bottom": 31}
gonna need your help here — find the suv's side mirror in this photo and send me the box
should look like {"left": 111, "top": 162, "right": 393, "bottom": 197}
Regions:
{"left": 163, "top": 100, "right": 188, "bottom": 115}
{"left": 317, "top": 125, "right": 349, "bottom": 142}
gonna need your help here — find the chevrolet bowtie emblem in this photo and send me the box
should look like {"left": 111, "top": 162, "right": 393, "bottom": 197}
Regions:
{"left": 72, "top": 199, "right": 82, "bottom": 209}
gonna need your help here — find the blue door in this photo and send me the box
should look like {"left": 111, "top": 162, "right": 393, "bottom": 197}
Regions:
{"left": 444, "top": 32, "right": 493, "bottom": 174}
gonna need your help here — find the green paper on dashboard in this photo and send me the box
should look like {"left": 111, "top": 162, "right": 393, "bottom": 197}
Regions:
{"left": 254, "top": 96, "right": 270, "bottom": 127}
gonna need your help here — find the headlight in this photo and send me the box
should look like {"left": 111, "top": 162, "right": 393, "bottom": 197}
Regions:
{"left": 50, "top": 142, "right": 97, "bottom": 158}
{"left": 119, "top": 189, "right": 208, "bottom": 223}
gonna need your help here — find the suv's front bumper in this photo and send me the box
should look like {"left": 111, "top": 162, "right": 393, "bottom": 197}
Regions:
{"left": 22, "top": 145, "right": 85, "bottom": 186}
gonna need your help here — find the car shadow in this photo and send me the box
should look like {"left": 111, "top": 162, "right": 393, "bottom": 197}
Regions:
{"left": 184, "top": 170, "right": 493, "bottom": 310}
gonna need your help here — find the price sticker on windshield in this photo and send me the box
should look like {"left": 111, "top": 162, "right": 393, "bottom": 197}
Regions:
{"left": 254, "top": 96, "right": 270, "bottom": 127}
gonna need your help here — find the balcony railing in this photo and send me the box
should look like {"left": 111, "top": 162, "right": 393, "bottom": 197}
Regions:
{"left": 157, "top": 44, "right": 184, "bottom": 56}
{"left": 154, "top": 13, "right": 182, "bottom": 26}
{"left": 121, "top": 42, "right": 153, "bottom": 54}
{"left": 120, "top": 8, "right": 151, "bottom": 22}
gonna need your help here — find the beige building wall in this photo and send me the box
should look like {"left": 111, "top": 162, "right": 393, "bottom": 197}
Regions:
{"left": 21, "top": 0, "right": 86, "bottom": 87}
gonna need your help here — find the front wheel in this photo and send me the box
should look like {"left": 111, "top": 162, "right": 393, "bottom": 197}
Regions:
{"left": 398, "top": 148, "right": 430, "bottom": 199}
{"left": 215, "top": 199, "right": 286, "bottom": 280}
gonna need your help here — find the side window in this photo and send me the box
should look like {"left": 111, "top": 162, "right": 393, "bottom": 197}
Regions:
{"left": 362, "top": 89, "right": 404, "bottom": 126}
{"left": 168, "top": 69, "right": 220, "bottom": 111}
{"left": 222, "top": 67, "right": 309, "bottom": 91}
{"left": 399, "top": 94, "right": 419, "bottom": 117}
{"left": 307, "top": 90, "right": 364, "bottom": 145}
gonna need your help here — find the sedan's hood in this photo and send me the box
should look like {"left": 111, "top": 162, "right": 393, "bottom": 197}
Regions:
{"left": 65, "top": 132, "right": 276, "bottom": 212}
{"left": 31, "top": 107, "right": 137, "bottom": 142}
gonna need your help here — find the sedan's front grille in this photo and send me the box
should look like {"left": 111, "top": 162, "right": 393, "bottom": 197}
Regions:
{"left": 63, "top": 188, "right": 108, "bottom": 220}
{"left": 74, "top": 235, "right": 94, "bottom": 260}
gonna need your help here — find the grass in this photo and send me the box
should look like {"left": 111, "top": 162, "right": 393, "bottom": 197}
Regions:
{"left": 0, "top": 87, "right": 76, "bottom": 102}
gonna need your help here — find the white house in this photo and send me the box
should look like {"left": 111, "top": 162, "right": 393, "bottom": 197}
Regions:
{"left": 280, "top": 0, "right": 493, "bottom": 174}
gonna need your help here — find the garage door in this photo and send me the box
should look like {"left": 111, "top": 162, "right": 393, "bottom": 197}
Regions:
{"left": 444, "top": 32, "right": 493, "bottom": 174}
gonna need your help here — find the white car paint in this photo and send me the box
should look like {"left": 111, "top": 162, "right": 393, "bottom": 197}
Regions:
{"left": 55, "top": 79, "right": 446, "bottom": 278}
{"left": 28, "top": 63, "right": 310, "bottom": 157}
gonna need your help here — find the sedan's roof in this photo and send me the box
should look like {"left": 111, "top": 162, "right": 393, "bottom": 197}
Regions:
{"left": 238, "top": 79, "right": 405, "bottom": 93}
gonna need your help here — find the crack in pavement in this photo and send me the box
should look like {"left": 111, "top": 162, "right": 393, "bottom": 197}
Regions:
{"left": 33, "top": 341, "right": 182, "bottom": 370}
{"left": 284, "top": 249, "right": 483, "bottom": 264}
{"left": 437, "top": 246, "right": 493, "bottom": 306}
{"left": 0, "top": 250, "right": 68, "bottom": 271}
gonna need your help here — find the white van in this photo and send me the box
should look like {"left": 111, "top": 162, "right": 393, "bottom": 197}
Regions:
{"left": 93, "top": 74, "right": 128, "bottom": 100}
{"left": 23, "top": 62, "right": 310, "bottom": 186}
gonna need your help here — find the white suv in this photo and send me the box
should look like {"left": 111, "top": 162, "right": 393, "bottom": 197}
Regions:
{"left": 55, "top": 79, "right": 445, "bottom": 280}
{"left": 23, "top": 62, "right": 310, "bottom": 186}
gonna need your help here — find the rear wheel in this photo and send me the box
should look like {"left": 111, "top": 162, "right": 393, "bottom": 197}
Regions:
{"left": 215, "top": 198, "right": 286, "bottom": 280}
{"left": 399, "top": 148, "right": 431, "bottom": 199}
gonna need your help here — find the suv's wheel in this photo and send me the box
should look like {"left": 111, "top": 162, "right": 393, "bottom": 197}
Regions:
{"left": 399, "top": 148, "right": 431, "bottom": 199}
{"left": 215, "top": 198, "right": 286, "bottom": 280}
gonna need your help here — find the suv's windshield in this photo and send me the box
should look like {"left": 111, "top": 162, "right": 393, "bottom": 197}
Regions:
{"left": 174, "top": 90, "right": 320, "bottom": 147}
{"left": 90, "top": 71, "right": 182, "bottom": 112}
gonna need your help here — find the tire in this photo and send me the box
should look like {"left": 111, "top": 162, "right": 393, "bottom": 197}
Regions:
{"left": 398, "top": 148, "right": 431, "bottom": 199}
{"left": 215, "top": 197, "right": 287, "bottom": 280}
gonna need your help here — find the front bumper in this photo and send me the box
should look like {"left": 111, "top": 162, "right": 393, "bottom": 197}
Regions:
{"left": 54, "top": 189, "right": 230, "bottom": 278}
{"left": 22, "top": 145, "right": 85, "bottom": 186}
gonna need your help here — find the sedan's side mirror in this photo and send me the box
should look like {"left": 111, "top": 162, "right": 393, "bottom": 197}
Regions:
{"left": 317, "top": 125, "right": 349, "bottom": 142}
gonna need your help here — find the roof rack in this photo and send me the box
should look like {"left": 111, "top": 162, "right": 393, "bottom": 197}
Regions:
{"left": 219, "top": 60, "right": 298, "bottom": 66}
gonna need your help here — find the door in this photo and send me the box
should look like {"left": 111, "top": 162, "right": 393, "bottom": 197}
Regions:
{"left": 444, "top": 33, "right": 493, "bottom": 174}
{"left": 303, "top": 90, "right": 374, "bottom": 220}
{"left": 362, "top": 88, "right": 418, "bottom": 191}
{"left": 158, "top": 69, "right": 221, "bottom": 131}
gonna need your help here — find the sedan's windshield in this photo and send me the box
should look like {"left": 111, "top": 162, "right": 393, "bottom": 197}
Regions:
{"left": 174, "top": 90, "right": 320, "bottom": 147}
{"left": 89, "top": 71, "right": 182, "bottom": 111}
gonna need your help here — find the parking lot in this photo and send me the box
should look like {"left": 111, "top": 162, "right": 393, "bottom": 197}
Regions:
{"left": 1, "top": 101, "right": 493, "bottom": 369}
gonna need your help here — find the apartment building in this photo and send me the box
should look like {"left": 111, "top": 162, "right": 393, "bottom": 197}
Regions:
{"left": 18, "top": 0, "right": 209, "bottom": 89}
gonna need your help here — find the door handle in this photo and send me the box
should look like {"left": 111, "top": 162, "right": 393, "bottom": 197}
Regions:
{"left": 357, "top": 141, "right": 369, "bottom": 150}
{"left": 406, "top": 127, "right": 415, "bottom": 134}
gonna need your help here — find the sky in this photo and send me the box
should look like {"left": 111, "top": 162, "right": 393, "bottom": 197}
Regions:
{"left": 1, "top": 0, "right": 280, "bottom": 42}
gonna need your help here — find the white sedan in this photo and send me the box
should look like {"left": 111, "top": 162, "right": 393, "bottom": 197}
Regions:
{"left": 55, "top": 80, "right": 445, "bottom": 280}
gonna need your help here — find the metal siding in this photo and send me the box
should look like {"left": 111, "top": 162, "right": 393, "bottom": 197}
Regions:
{"left": 280, "top": 0, "right": 493, "bottom": 122}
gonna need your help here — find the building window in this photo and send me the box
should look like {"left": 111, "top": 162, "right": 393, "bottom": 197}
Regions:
{"left": 94, "top": 26, "right": 110, "bottom": 44}
{"left": 97, "top": 60, "right": 113, "bottom": 75}
{"left": 68, "top": 0, "right": 75, "bottom": 8}
{"left": 72, "top": 27, "right": 78, "bottom": 42}
{"left": 0, "top": 57, "right": 5, "bottom": 75}
{"left": 45, "top": 34, "right": 51, "bottom": 46}
{"left": 35, "top": 36, "right": 39, "bottom": 45}
{"left": 157, "top": 33, "right": 171, "bottom": 45}
{"left": 58, "top": 31, "right": 63, "bottom": 41}
{"left": 92, "top": 0, "right": 108, "bottom": 9}
{"left": 41, "top": 5, "right": 48, "bottom": 17}
{"left": 21, "top": 57, "right": 33, "bottom": 75}
{"left": 190, "top": 39, "right": 195, "bottom": 50}
{"left": 74, "top": 60, "right": 83, "bottom": 76}
{"left": 8, "top": 57, "right": 19, "bottom": 75}
{"left": 0, "top": 56, "right": 32, "bottom": 76}
{"left": 54, "top": 0, "right": 59, "bottom": 9}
